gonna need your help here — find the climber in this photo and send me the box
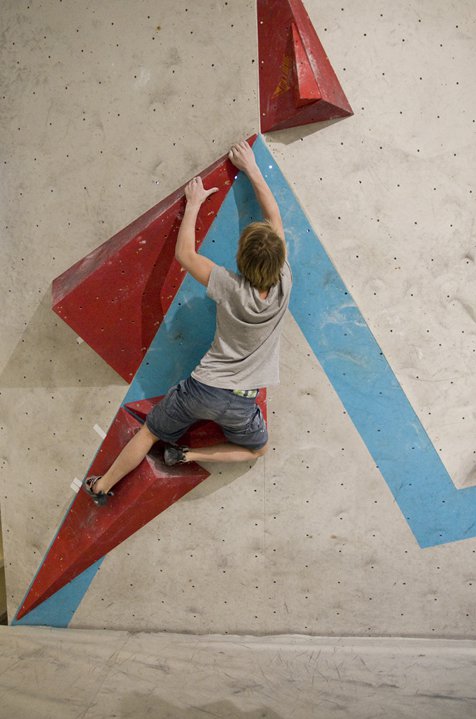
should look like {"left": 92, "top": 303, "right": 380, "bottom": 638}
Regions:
{"left": 84, "top": 140, "right": 292, "bottom": 505}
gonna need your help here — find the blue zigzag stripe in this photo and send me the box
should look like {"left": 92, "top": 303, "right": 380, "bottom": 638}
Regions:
{"left": 16, "top": 133, "right": 473, "bottom": 628}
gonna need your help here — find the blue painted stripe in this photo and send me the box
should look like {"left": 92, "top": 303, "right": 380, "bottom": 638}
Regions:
{"left": 12, "top": 560, "right": 104, "bottom": 627}
{"left": 120, "top": 134, "right": 476, "bottom": 549}
{"left": 251, "top": 136, "right": 476, "bottom": 548}
{"left": 19, "top": 133, "right": 474, "bottom": 627}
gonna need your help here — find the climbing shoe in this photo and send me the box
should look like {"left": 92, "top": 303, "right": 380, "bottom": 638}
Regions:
{"left": 164, "top": 446, "right": 189, "bottom": 466}
{"left": 82, "top": 475, "right": 114, "bottom": 506}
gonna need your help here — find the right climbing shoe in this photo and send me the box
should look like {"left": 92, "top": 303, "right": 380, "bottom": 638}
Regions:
{"left": 163, "top": 446, "right": 189, "bottom": 467}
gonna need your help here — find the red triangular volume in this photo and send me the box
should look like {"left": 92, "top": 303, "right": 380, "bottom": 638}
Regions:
{"left": 16, "top": 408, "right": 210, "bottom": 621}
{"left": 52, "top": 136, "right": 258, "bottom": 382}
{"left": 257, "top": 0, "right": 353, "bottom": 132}
{"left": 16, "top": 390, "right": 268, "bottom": 621}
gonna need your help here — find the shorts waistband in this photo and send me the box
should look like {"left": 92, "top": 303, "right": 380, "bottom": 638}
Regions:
{"left": 232, "top": 389, "right": 259, "bottom": 398}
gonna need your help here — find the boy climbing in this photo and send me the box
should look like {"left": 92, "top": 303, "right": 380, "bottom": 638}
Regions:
{"left": 84, "top": 140, "right": 292, "bottom": 505}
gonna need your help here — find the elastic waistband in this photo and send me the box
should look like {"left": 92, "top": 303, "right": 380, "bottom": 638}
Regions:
{"left": 232, "top": 389, "right": 259, "bottom": 398}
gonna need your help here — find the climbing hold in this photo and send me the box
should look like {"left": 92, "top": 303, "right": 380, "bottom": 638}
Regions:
{"left": 15, "top": 388, "right": 266, "bottom": 621}
{"left": 257, "top": 0, "right": 352, "bottom": 132}
{"left": 52, "top": 137, "right": 257, "bottom": 382}
{"left": 15, "top": 407, "right": 210, "bottom": 621}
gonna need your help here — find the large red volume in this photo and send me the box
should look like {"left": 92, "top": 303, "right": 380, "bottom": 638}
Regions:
{"left": 16, "top": 389, "right": 267, "bottom": 621}
{"left": 16, "top": 408, "right": 210, "bottom": 620}
{"left": 257, "top": 0, "right": 353, "bottom": 132}
{"left": 52, "top": 137, "right": 257, "bottom": 382}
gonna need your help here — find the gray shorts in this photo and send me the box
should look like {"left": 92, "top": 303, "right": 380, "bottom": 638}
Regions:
{"left": 146, "top": 376, "right": 268, "bottom": 450}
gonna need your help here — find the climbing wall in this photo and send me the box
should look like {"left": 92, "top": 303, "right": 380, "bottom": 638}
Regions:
{"left": 1, "top": 0, "right": 476, "bottom": 642}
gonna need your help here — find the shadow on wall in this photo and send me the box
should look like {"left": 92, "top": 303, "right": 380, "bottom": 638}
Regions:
{"left": 119, "top": 695, "right": 285, "bottom": 719}
{"left": 167, "top": 449, "right": 254, "bottom": 504}
{"left": 0, "top": 290, "right": 126, "bottom": 388}
{"left": 265, "top": 117, "right": 345, "bottom": 145}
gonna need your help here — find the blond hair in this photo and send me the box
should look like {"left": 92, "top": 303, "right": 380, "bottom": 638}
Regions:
{"left": 236, "top": 221, "right": 285, "bottom": 291}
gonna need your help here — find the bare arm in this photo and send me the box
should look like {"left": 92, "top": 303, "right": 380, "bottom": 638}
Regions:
{"left": 175, "top": 177, "right": 218, "bottom": 287}
{"left": 229, "top": 140, "right": 286, "bottom": 248}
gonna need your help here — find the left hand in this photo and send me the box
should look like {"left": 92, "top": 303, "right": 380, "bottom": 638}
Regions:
{"left": 185, "top": 176, "right": 219, "bottom": 206}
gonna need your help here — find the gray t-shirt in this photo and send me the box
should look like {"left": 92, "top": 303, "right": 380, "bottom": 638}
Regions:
{"left": 191, "top": 260, "right": 292, "bottom": 390}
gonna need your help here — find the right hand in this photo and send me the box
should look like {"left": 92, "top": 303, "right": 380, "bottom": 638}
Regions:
{"left": 184, "top": 176, "right": 218, "bottom": 207}
{"left": 228, "top": 140, "right": 258, "bottom": 174}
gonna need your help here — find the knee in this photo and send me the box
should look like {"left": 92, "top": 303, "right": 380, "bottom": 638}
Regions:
{"left": 251, "top": 443, "right": 268, "bottom": 458}
{"left": 137, "top": 423, "right": 160, "bottom": 446}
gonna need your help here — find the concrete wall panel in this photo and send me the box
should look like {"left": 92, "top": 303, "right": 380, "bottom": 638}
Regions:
{"left": 1, "top": 0, "right": 475, "bottom": 639}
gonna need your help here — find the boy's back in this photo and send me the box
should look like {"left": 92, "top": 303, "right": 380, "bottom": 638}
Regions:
{"left": 192, "top": 260, "right": 293, "bottom": 390}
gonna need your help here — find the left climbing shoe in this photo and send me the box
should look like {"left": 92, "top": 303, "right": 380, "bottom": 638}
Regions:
{"left": 82, "top": 475, "right": 114, "bottom": 506}
{"left": 163, "top": 446, "right": 189, "bottom": 466}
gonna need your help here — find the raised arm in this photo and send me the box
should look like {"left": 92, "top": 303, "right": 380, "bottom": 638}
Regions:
{"left": 228, "top": 140, "right": 286, "bottom": 247}
{"left": 175, "top": 177, "right": 218, "bottom": 286}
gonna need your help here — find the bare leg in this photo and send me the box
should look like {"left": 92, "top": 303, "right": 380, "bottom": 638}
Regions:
{"left": 92, "top": 432, "right": 267, "bottom": 497}
{"left": 94, "top": 424, "right": 159, "bottom": 494}
{"left": 185, "top": 442, "right": 268, "bottom": 463}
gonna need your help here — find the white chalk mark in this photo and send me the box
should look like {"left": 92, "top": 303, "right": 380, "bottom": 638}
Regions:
{"left": 93, "top": 424, "right": 106, "bottom": 439}
{"left": 70, "top": 477, "right": 82, "bottom": 494}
